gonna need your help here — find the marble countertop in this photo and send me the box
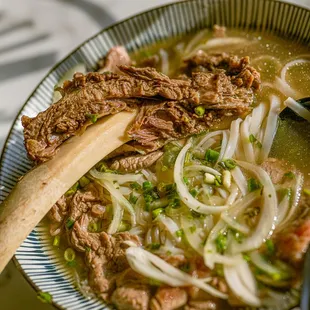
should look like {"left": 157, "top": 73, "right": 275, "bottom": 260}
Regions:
{"left": 0, "top": 0, "right": 309, "bottom": 309}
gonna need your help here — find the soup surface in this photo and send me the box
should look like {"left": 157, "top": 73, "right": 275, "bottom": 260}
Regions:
{"left": 37, "top": 26, "right": 310, "bottom": 310}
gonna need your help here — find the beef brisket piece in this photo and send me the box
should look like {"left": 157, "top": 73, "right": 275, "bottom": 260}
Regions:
{"left": 22, "top": 51, "right": 260, "bottom": 163}
{"left": 70, "top": 214, "right": 141, "bottom": 300}
{"left": 150, "top": 287, "right": 188, "bottom": 310}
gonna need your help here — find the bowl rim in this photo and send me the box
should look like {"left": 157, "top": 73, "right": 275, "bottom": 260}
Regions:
{"left": 0, "top": 0, "right": 309, "bottom": 309}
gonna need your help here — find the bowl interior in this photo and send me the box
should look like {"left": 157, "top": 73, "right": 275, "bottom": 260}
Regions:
{"left": 0, "top": 0, "right": 309, "bottom": 309}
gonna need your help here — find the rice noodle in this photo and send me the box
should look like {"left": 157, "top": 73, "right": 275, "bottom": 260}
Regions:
{"left": 223, "top": 118, "right": 242, "bottom": 159}
{"left": 107, "top": 197, "right": 123, "bottom": 234}
{"left": 259, "top": 95, "right": 281, "bottom": 163}
{"left": 174, "top": 143, "right": 228, "bottom": 214}
{"left": 224, "top": 260, "right": 261, "bottom": 307}
{"left": 284, "top": 97, "right": 310, "bottom": 122}
{"left": 184, "top": 29, "right": 209, "bottom": 55}
{"left": 196, "top": 130, "right": 224, "bottom": 149}
{"left": 218, "top": 130, "right": 229, "bottom": 162}
{"left": 141, "top": 169, "right": 157, "bottom": 183}
{"left": 240, "top": 115, "right": 255, "bottom": 163}
{"left": 276, "top": 194, "right": 291, "bottom": 225}
{"left": 231, "top": 167, "right": 248, "bottom": 196}
{"left": 280, "top": 58, "right": 310, "bottom": 80}
{"left": 98, "top": 179, "right": 136, "bottom": 225}
{"left": 159, "top": 48, "right": 169, "bottom": 75}
{"left": 90, "top": 169, "right": 143, "bottom": 184}
{"left": 215, "top": 187, "right": 228, "bottom": 200}
{"left": 157, "top": 215, "right": 181, "bottom": 242}
{"left": 226, "top": 184, "right": 239, "bottom": 205}
{"left": 231, "top": 161, "right": 277, "bottom": 254}
{"left": 126, "top": 247, "right": 228, "bottom": 299}
{"left": 249, "top": 103, "right": 268, "bottom": 137}
{"left": 274, "top": 76, "right": 298, "bottom": 98}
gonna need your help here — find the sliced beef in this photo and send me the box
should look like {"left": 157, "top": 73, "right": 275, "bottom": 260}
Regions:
{"left": 109, "top": 150, "right": 164, "bottom": 172}
{"left": 150, "top": 287, "right": 188, "bottom": 310}
{"left": 23, "top": 51, "right": 260, "bottom": 163}
{"left": 111, "top": 269, "right": 151, "bottom": 310}
{"left": 48, "top": 182, "right": 106, "bottom": 236}
{"left": 70, "top": 215, "right": 141, "bottom": 300}
{"left": 213, "top": 25, "right": 226, "bottom": 38}
{"left": 98, "top": 46, "right": 132, "bottom": 74}
{"left": 184, "top": 51, "right": 261, "bottom": 89}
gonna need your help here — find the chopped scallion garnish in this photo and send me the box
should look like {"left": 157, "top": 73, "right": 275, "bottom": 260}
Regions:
{"left": 284, "top": 171, "right": 295, "bottom": 179}
{"left": 64, "top": 248, "right": 76, "bottom": 262}
{"left": 86, "top": 113, "right": 99, "bottom": 124}
{"left": 205, "top": 149, "right": 220, "bottom": 163}
{"left": 249, "top": 134, "right": 262, "bottom": 148}
{"left": 88, "top": 222, "right": 99, "bottom": 233}
{"left": 194, "top": 105, "right": 205, "bottom": 116}
{"left": 175, "top": 229, "right": 184, "bottom": 238}
{"left": 37, "top": 291, "right": 52, "bottom": 304}
{"left": 247, "top": 178, "right": 262, "bottom": 192}
{"left": 53, "top": 235, "right": 60, "bottom": 247}
{"left": 65, "top": 218, "right": 75, "bottom": 229}
{"left": 152, "top": 208, "right": 165, "bottom": 219}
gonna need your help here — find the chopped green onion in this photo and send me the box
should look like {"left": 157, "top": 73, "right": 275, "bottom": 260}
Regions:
{"left": 130, "top": 182, "right": 141, "bottom": 190}
{"left": 304, "top": 188, "right": 310, "bottom": 196}
{"left": 85, "top": 246, "right": 91, "bottom": 252}
{"left": 149, "top": 278, "right": 162, "bottom": 286}
{"left": 215, "top": 232, "right": 227, "bottom": 253}
{"left": 214, "top": 175, "right": 222, "bottom": 187}
{"left": 243, "top": 254, "right": 251, "bottom": 262}
{"left": 37, "top": 291, "right": 52, "bottom": 304}
{"left": 183, "top": 177, "right": 189, "bottom": 185}
{"left": 247, "top": 178, "right": 262, "bottom": 192}
{"left": 79, "top": 176, "right": 90, "bottom": 188}
{"left": 129, "top": 193, "right": 138, "bottom": 205}
{"left": 143, "top": 181, "right": 153, "bottom": 191}
{"left": 175, "top": 229, "right": 184, "bottom": 238}
{"left": 265, "top": 239, "right": 275, "bottom": 255}
{"left": 53, "top": 235, "right": 60, "bottom": 247}
{"left": 147, "top": 243, "right": 161, "bottom": 250}
{"left": 220, "top": 159, "right": 237, "bottom": 170}
{"left": 86, "top": 113, "right": 99, "bottom": 124}
{"left": 284, "top": 171, "right": 295, "bottom": 179}
{"left": 65, "top": 182, "right": 79, "bottom": 196}
{"left": 189, "top": 226, "right": 196, "bottom": 233}
{"left": 66, "top": 260, "right": 77, "bottom": 268}
{"left": 152, "top": 208, "right": 165, "bottom": 219}
{"left": 194, "top": 105, "right": 205, "bottom": 116}
{"left": 231, "top": 229, "right": 244, "bottom": 243}
{"left": 205, "top": 149, "right": 220, "bottom": 163}
{"left": 118, "top": 221, "right": 130, "bottom": 232}
{"left": 66, "top": 218, "right": 75, "bottom": 229}
{"left": 249, "top": 134, "right": 262, "bottom": 148}
{"left": 180, "top": 262, "right": 190, "bottom": 272}
{"left": 190, "top": 188, "right": 198, "bottom": 197}
{"left": 64, "top": 248, "right": 76, "bottom": 262}
{"left": 88, "top": 222, "right": 99, "bottom": 233}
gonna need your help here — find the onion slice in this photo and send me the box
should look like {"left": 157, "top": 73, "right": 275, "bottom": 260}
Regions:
{"left": 174, "top": 143, "right": 228, "bottom": 214}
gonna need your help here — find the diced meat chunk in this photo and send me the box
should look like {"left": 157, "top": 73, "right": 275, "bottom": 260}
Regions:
{"left": 98, "top": 46, "right": 132, "bottom": 74}
{"left": 261, "top": 157, "right": 298, "bottom": 184}
{"left": 112, "top": 269, "right": 151, "bottom": 310}
{"left": 275, "top": 216, "right": 310, "bottom": 266}
{"left": 185, "top": 300, "right": 219, "bottom": 310}
{"left": 150, "top": 287, "right": 188, "bottom": 310}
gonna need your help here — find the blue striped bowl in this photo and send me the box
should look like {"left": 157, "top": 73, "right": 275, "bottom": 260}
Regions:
{"left": 0, "top": 0, "right": 309, "bottom": 309}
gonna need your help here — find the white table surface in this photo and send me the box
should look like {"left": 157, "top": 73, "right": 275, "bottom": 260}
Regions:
{"left": 0, "top": 0, "right": 309, "bottom": 309}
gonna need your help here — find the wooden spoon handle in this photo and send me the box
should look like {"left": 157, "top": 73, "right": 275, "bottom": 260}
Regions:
{"left": 0, "top": 111, "right": 136, "bottom": 273}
